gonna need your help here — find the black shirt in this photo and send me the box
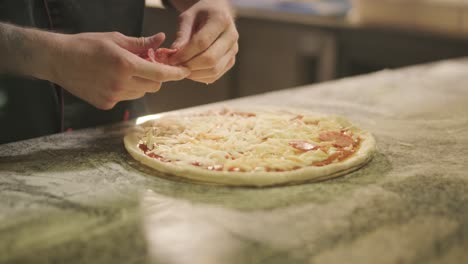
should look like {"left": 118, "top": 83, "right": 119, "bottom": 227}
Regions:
{"left": 0, "top": 0, "right": 147, "bottom": 144}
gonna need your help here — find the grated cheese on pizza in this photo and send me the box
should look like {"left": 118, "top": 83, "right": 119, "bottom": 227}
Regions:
{"left": 136, "top": 109, "right": 362, "bottom": 173}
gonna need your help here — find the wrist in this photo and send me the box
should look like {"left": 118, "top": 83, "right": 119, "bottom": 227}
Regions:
{"left": 26, "top": 29, "right": 65, "bottom": 82}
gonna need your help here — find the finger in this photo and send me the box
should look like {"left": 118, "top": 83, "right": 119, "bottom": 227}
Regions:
{"left": 171, "top": 12, "right": 196, "bottom": 50}
{"left": 122, "top": 90, "right": 148, "bottom": 101}
{"left": 169, "top": 16, "right": 227, "bottom": 65}
{"left": 117, "top": 78, "right": 156, "bottom": 100}
{"left": 129, "top": 77, "right": 162, "bottom": 93}
{"left": 185, "top": 25, "right": 238, "bottom": 71}
{"left": 188, "top": 44, "right": 237, "bottom": 79}
{"left": 190, "top": 56, "right": 235, "bottom": 84}
{"left": 130, "top": 57, "right": 190, "bottom": 82}
{"left": 120, "top": 33, "right": 166, "bottom": 54}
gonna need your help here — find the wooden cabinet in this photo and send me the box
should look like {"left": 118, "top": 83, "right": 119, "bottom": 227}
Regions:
{"left": 235, "top": 18, "right": 336, "bottom": 97}
{"left": 336, "top": 28, "right": 468, "bottom": 77}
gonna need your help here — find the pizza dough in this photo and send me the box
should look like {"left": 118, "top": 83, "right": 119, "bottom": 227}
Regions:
{"left": 124, "top": 108, "right": 376, "bottom": 187}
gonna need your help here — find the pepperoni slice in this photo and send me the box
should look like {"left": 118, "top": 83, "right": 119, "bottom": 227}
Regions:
{"left": 290, "top": 115, "right": 304, "bottom": 121}
{"left": 319, "top": 131, "right": 354, "bottom": 147}
{"left": 228, "top": 167, "right": 242, "bottom": 172}
{"left": 313, "top": 149, "right": 354, "bottom": 167}
{"left": 139, "top": 144, "right": 167, "bottom": 161}
{"left": 313, "top": 152, "right": 340, "bottom": 167}
{"left": 191, "top": 161, "right": 202, "bottom": 167}
{"left": 231, "top": 112, "right": 256, "bottom": 117}
{"left": 138, "top": 144, "right": 150, "bottom": 152}
{"left": 207, "top": 165, "right": 223, "bottom": 171}
{"left": 147, "top": 152, "right": 164, "bottom": 160}
{"left": 289, "top": 141, "right": 319, "bottom": 151}
{"left": 304, "top": 120, "right": 319, "bottom": 125}
{"left": 155, "top": 48, "right": 178, "bottom": 64}
{"left": 143, "top": 48, "right": 156, "bottom": 62}
{"left": 339, "top": 149, "right": 354, "bottom": 161}
{"left": 141, "top": 48, "right": 178, "bottom": 64}
{"left": 265, "top": 167, "right": 285, "bottom": 172}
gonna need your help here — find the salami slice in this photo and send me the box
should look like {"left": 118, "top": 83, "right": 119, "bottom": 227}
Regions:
{"left": 141, "top": 48, "right": 178, "bottom": 64}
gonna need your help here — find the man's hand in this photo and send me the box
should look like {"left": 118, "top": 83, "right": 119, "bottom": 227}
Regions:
{"left": 168, "top": 0, "right": 238, "bottom": 84}
{"left": 0, "top": 23, "right": 190, "bottom": 110}
{"left": 51, "top": 32, "right": 190, "bottom": 109}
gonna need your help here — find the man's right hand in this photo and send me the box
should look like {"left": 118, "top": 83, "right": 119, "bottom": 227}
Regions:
{"left": 48, "top": 32, "right": 190, "bottom": 109}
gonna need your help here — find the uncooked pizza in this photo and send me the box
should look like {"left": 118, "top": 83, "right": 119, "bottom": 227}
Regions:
{"left": 124, "top": 108, "right": 376, "bottom": 186}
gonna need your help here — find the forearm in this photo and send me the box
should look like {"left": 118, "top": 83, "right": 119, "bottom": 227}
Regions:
{"left": 0, "top": 22, "right": 59, "bottom": 80}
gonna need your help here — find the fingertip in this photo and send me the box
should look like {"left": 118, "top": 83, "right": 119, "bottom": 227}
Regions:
{"left": 168, "top": 38, "right": 189, "bottom": 64}
{"left": 150, "top": 32, "right": 166, "bottom": 46}
{"left": 156, "top": 32, "right": 165, "bottom": 38}
{"left": 152, "top": 83, "right": 162, "bottom": 93}
{"left": 170, "top": 41, "right": 180, "bottom": 50}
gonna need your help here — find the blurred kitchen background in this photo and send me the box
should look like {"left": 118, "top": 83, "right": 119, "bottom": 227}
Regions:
{"left": 144, "top": 0, "right": 468, "bottom": 113}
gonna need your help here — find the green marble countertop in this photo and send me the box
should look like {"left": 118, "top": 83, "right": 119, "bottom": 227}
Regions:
{"left": 1, "top": 59, "right": 468, "bottom": 264}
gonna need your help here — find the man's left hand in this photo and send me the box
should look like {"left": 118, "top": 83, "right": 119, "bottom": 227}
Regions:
{"left": 168, "top": 0, "right": 238, "bottom": 84}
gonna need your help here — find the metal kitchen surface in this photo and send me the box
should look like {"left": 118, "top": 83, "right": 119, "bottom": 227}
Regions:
{"left": 1, "top": 58, "right": 468, "bottom": 264}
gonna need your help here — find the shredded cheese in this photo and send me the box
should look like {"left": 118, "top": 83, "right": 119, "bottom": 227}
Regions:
{"left": 138, "top": 109, "right": 360, "bottom": 172}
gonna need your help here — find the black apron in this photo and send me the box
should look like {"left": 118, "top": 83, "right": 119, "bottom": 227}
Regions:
{"left": 0, "top": 0, "right": 146, "bottom": 144}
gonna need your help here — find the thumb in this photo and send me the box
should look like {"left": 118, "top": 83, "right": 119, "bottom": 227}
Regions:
{"left": 122, "top": 33, "right": 166, "bottom": 54}
{"left": 171, "top": 12, "right": 195, "bottom": 50}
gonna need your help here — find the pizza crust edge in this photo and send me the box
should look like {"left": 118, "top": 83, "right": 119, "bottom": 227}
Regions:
{"left": 124, "top": 125, "right": 376, "bottom": 187}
